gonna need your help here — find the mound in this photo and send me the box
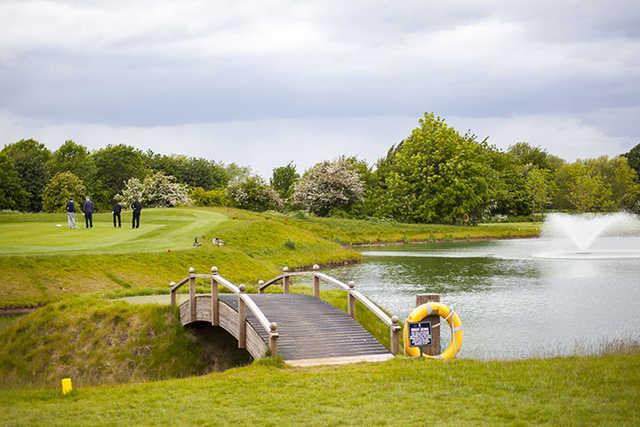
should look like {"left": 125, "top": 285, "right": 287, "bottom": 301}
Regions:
{"left": 0, "top": 297, "right": 249, "bottom": 387}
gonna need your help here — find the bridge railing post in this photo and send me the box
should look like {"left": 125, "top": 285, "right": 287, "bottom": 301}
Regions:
{"left": 269, "top": 322, "right": 279, "bottom": 356}
{"left": 347, "top": 281, "right": 356, "bottom": 319}
{"left": 189, "top": 267, "right": 196, "bottom": 322}
{"left": 210, "top": 266, "right": 219, "bottom": 326}
{"left": 282, "top": 266, "right": 290, "bottom": 294}
{"left": 390, "top": 315, "right": 401, "bottom": 355}
{"left": 258, "top": 280, "right": 265, "bottom": 294}
{"left": 312, "top": 264, "right": 320, "bottom": 298}
{"left": 238, "top": 285, "right": 247, "bottom": 349}
{"left": 169, "top": 282, "right": 176, "bottom": 306}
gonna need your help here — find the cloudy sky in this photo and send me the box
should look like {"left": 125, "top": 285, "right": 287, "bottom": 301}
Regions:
{"left": 1, "top": 0, "right": 639, "bottom": 176}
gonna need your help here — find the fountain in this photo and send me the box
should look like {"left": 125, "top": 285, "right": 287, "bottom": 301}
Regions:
{"left": 535, "top": 212, "right": 640, "bottom": 259}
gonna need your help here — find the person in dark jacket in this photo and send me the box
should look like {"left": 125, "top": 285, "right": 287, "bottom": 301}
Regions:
{"left": 66, "top": 198, "right": 76, "bottom": 229}
{"left": 83, "top": 197, "right": 94, "bottom": 228}
{"left": 131, "top": 199, "right": 142, "bottom": 229}
{"left": 113, "top": 201, "right": 122, "bottom": 228}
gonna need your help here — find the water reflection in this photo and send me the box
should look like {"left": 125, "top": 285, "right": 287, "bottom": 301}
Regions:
{"left": 327, "top": 239, "right": 640, "bottom": 360}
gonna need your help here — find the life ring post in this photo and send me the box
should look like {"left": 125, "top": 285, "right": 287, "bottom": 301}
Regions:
{"left": 416, "top": 294, "right": 441, "bottom": 356}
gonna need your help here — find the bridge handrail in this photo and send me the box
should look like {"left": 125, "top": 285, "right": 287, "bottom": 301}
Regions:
{"left": 170, "top": 267, "right": 279, "bottom": 356}
{"left": 211, "top": 274, "right": 241, "bottom": 294}
{"left": 169, "top": 277, "right": 190, "bottom": 292}
{"left": 258, "top": 266, "right": 401, "bottom": 355}
{"left": 239, "top": 293, "right": 271, "bottom": 332}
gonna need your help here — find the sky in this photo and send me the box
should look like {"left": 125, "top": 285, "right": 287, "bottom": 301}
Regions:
{"left": 1, "top": 0, "right": 639, "bottom": 177}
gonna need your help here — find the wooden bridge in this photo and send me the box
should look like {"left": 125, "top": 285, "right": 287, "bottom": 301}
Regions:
{"left": 169, "top": 265, "right": 401, "bottom": 366}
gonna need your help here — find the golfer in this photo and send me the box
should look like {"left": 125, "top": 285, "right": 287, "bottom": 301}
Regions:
{"left": 131, "top": 199, "right": 142, "bottom": 229}
{"left": 66, "top": 198, "right": 76, "bottom": 229}
{"left": 83, "top": 197, "right": 94, "bottom": 228}
{"left": 113, "top": 201, "right": 122, "bottom": 228}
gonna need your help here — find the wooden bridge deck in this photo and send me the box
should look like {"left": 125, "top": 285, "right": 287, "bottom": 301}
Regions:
{"left": 180, "top": 293, "right": 393, "bottom": 366}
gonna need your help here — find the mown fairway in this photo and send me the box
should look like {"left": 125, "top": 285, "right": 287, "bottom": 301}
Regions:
{"left": 0, "top": 209, "right": 227, "bottom": 255}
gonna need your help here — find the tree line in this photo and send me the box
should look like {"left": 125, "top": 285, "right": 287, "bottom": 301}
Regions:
{"left": 2, "top": 113, "right": 639, "bottom": 223}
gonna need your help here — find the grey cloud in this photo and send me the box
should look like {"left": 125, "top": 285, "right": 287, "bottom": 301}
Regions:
{"left": 0, "top": 0, "right": 638, "bottom": 164}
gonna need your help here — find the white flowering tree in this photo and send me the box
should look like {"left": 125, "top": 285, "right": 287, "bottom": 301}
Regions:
{"left": 116, "top": 172, "right": 190, "bottom": 208}
{"left": 293, "top": 159, "right": 364, "bottom": 216}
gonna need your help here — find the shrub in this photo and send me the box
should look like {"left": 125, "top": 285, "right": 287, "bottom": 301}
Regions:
{"left": 190, "top": 187, "right": 229, "bottom": 207}
{"left": 227, "top": 176, "right": 282, "bottom": 212}
{"left": 42, "top": 172, "right": 87, "bottom": 212}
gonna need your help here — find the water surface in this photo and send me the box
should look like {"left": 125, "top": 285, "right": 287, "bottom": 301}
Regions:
{"left": 327, "top": 238, "right": 640, "bottom": 360}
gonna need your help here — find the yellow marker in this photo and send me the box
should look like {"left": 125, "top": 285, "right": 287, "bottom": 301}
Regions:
{"left": 61, "top": 378, "right": 73, "bottom": 395}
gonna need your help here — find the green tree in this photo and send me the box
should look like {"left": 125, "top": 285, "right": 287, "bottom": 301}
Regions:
{"left": 584, "top": 156, "right": 640, "bottom": 210}
{"left": 370, "top": 113, "right": 496, "bottom": 224}
{"left": 46, "top": 140, "right": 97, "bottom": 187}
{"left": 91, "top": 144, "right": 147, "bottom": 207}
{"left": 228, "top": 176, "right": 281, "bottom": 212}
{"left": 0, "top": 152, "right": 29, "bottom": 211}
{"left": 554, "top": 156, "right": 640, "bottom": 212}
{"left": 525, "top": 168, "right": 554, "bottom": 214}
{"left": 508, "top": 142, "right": 564, "bottom": 171}
{"left": 270, "top": 162, "right": 299, "bottom": 200}
{"left": 293, "top": 159, "right": 364, "bottom": 217}
{"left": 2, "top": 139, "right": 51, "bottom": 211}
{"left": 489, "top": 150, "right": 532, "bottom": 216}
{"left": 225, "top": 163, "right": 251, "bottom": 184}
{"left": 42, "top": 172, "right": 87, "bottom": 212}
{"left": 624, "top": 143, "right": 640, "bottom": 178}
{"left": 143, "top": 152, "right": 228, "bottom": 189}
{"left": 555, "top": 162, "right": 614, "bottom": 211}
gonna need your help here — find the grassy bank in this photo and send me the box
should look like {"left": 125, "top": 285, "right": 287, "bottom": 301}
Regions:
{"left": 3, "top": 352, "right": 639, "bottom": 425}
{"left": 0, "top": 296, "right": 254, "bottom": 388}
{"left": 285, "top": 214, "right": 540, "bottom": 245}
{"left": 0, "top": 286, "right": 391, "bottom": 387}
{"left": 0, "top": 207, "right": 540, "bottom": 309}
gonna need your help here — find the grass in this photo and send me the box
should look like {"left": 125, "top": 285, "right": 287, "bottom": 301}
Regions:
{"left": 2, "top": 352, "right": 639, "bottom": 426}
{"left": 0, "top": 207, "right": 540, "bottom": 309}
{"left": 0, "top": 209, "right": 227, "bottom": 255}
{"left": 0, "top": 286, "right": 391, "bottom": 388}
{"left": 0, "top": 296, "right": 252, "bottom": 388}
{"left": 0, "top": 208, "right": 358, "bottom": 308}
{"left": 3, "top": 208, "right": 638, "bottom": 425}
{"left": 284, "top": 214, "right": 540, "bottom": 245}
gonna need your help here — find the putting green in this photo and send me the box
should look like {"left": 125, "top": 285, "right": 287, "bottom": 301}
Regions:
{"left": 0, "top": 208, "right": 227, "bottom": 255}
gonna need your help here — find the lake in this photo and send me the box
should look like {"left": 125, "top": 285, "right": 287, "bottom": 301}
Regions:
{"left": 327, "top": 238, "right": 640, "bottom": 360}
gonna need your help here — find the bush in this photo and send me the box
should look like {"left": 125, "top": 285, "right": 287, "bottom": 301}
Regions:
{"left": 42, "top": 172, "right": 87, "bottom": 212}
{"left": 227, "top": 176, "right": 282, "bottom": 212}
{"left": 190, "top": 187, "right": 229, "bottom": 207}
{"left": 293, "top": 159, "right": 364, "bottom": 216}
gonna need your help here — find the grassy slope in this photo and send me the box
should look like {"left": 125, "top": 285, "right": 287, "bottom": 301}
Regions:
{"left": 0, "top": 208, "right": 358, "bottom": 308}
{"left": 0, "top": 207, "right": 540, "bottom": 309}
{"left": 3, "top": 353, "right": 639, "bottom": 426}
{"left": 0, "top": 296, "right": 252, "bottom": 387}
{"left": 0, "top": 288, "right": 390, "bottom": 387}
